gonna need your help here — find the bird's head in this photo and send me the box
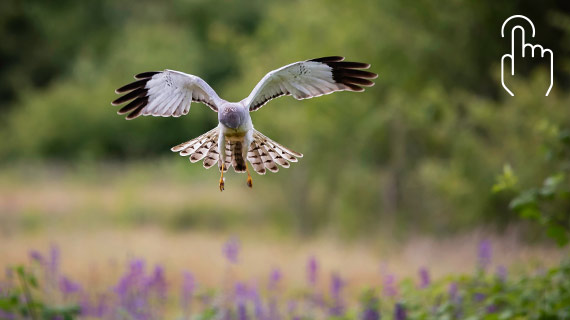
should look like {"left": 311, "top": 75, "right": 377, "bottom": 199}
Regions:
{"left": 220, "top": 105, "right": 242, "bottom": 129}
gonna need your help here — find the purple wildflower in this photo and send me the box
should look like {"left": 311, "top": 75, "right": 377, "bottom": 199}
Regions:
{"left": 361, "top": 308, "right": 381, "bottom": 320}
{"left": 307, "top": 256, "right": 318, "bottom": 286}
{"left": 235, "top": 282, "right": 248, "bottom": 300}
{"left": 115, "top": 259, "right": 145, "bottom": 298}
{"left": 148, "top": 265, "right": 167, "bottom": 301}
{"left": 448, "top": 282, "right": 458, "bottom": 301}
{"left": 455, "top": 296, "right": 464, "bottom": 319}
{"left": 223, "top": 237, "right": 240, "bottom": 264}
{"left": 382, "top": 274, "right": 398, "bottom": 297}
{"left": 477, "top": 240, "right": 492, "bottom": 271}
{"left": 0, "top": 310, "right": 15, "bottom": 320}
{"left": 250, "top": 285, "right": 265, "bottom": 320}
{"left": 59, "top": 276, "right": 82, "bottom": 296}
{"left": 360, "top": 296, "right": 381, "bottom": 320}
{"left": 29, "top": 250, "right": 44, "bottom": 264}
{"left": 486, "top": 304, "right": 498, "bottom": 313}
{"left": 235, "top": 282, "right": 249, "bottom": 320}
{"left": 114, "top": 259, "right": 165, "bottom": 319}
{"left": 287, "top": 300, "right": 298, "bottom": 319}
{"left": 474, "top": 292, "right": 486, "bottom": 302}
{"left": 331, "top": 273, "right": 344, "bottom": 298}
{"left": 418, "top": 267, "right": 430, "bottom": 288}
{"left": 394, "top": 303, "right": 406, "bottom": 320}
{"left": 237, "top": 303, "right": 248, "bottom": 320}
{"left": 181, "top": 271, "right": 195, "bottom": 316}
{"left": 329, "top": 273, "right": 345, "bottom": 316}
{"left": 269, "top": 268, "right": 282, "bottom": 290}
{"left": 49, "top": 245, "right": 60, "bottom": 278}
{"left": 496, "top": 265, "right": 507, "bottom": 282}
{"left": 80, "top": 293, "right": 108, "bottom": 317}
{"left": 268, "top": 298, "right": 280, "bottom": 320}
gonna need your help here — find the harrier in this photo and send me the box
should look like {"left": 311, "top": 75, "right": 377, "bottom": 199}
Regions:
{"left": 112, "top": 56, "right": 377, "bottom": 191}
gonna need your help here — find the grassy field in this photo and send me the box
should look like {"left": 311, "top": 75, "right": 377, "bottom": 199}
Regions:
{"left": 1, "top": 163, "right": 565, "bottom": 288}
{"left": 1, "top": 163, "right": 568, "bottom": 319}
{"left": 1, "top": 227, "right": 565, "bottom": 290}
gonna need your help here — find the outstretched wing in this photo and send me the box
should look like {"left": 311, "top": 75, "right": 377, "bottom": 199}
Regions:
{"left": 112, "top": 70, "right": 223, "bottom": 120}
{"left": 242, "top": 56, "right": 377, "bottom": 112}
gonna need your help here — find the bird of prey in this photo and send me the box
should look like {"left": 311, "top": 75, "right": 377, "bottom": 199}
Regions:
{"left": 112, "top": 56, "right": 377, "bottom": 191}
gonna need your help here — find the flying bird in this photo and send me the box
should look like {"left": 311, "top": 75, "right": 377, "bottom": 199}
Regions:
{"left": 112, "top": 56, "right": 377, "bottom": 191}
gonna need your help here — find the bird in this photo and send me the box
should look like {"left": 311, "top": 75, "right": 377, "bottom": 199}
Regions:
{"left": 112, "top": 56, "right": 377, "bottom": 191}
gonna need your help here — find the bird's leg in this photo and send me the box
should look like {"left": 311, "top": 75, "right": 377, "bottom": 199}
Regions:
{"left": 219, "top": 162, "right": 225, "bottom": 192}
{"left": 218, "top": 133, "right": 226, "bottom": 192}
{"left": 246, "top": 163, "right": 253, "bottom": 188}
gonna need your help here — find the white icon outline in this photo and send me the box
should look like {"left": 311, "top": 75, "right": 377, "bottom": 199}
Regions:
{"left": 500, "top": 15, "right": 553, "bottom": 96}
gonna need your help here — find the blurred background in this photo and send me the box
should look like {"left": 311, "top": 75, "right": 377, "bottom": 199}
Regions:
{"left": 1, "top": 0, "right": 570, "bottom": 290}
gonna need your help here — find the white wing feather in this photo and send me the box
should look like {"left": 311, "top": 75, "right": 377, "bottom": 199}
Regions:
{"left": 242, "top": 56, "right": 377, "bottom": 111}
{"left": 112, "top": 70, "right": 223, "bottom": 119}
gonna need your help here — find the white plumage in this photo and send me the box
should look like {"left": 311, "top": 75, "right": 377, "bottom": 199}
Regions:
{"left": 112, "top": 56, "right": 377, "bottom": 190}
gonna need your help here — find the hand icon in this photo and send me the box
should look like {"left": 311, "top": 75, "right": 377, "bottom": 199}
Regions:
{"left": 501, "top": 15, "right": 554, "bottom": 96}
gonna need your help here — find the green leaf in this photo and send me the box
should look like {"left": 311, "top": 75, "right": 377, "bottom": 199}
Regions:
{"left": 15, "top": 266, "right": 25, "bottom": 277}
{"left": 509, "top": 190, "right": 538, "bottom": 211}
{"left": 492, "top": 164, "right": 518, "bottom": 193}
{"left": 546, "top": 224, "right": 569, "bottom": 247}
{"left": 540, "top": 173, "right": 565, "bottom": 198}
{"left": 559, "top": 129, "right": 570, "bottom": 145}
{"left": 519, "top": 207, "right": 542, "bottom": 221}
{"left": 28, "top": 275, "right": 38, "bottom": 289}
{"left": 498, "top": 309, "right": 514, "bottom": 320}
{"left": 0, "top": 298, "right": 16, "bottom": 311}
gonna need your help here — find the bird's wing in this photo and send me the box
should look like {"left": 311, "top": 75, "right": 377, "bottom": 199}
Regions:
{"left": 112, "top": 70, "right": 223, "bottom": 119}
{"left": 242, "top": 56, "right": 378, "bottom": 112}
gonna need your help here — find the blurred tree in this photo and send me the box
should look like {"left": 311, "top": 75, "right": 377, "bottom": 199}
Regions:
{"left": 1, "top": 0, "right": 569, "bottom": 237}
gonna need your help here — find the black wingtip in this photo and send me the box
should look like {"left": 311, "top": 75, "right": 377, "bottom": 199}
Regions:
{"left": 112, "top": 75, "right": 153, "bottom": 119}
{"left": 134, "top": 71, "right": 160, "bottom": 80}
{"left": 111, "top": 87, "right": 146, "bottom": 106}
{"left": 310, "top": 56, "right": 345, "bottom": 63}
{"left": 115, "top": 79, "right": 148, "bottom": 94}
{"left": 315, "top": 59, "right": 377, "bottom": 91}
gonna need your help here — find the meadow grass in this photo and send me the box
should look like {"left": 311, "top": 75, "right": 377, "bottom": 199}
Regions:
{"left": 1, "top": 163, "right": 568, "bottom": 319}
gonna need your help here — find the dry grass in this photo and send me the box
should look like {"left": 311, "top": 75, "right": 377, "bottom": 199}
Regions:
{"left": 0, "top": 227, "right": 565, "bottom": 294}
{"left": 0, "top": 162, "right": 567, "bottom": 295}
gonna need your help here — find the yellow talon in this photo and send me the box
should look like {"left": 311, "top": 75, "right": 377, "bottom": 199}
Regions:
{"left": 219, "top": 162, "right": 225, "bottom": 192}
{"left": 246, "top": 163, "right": 253, "bottom": 188}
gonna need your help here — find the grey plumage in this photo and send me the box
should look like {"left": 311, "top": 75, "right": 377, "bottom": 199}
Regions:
{"left": 112, "top": 56, "right": 376, "bottom": 188}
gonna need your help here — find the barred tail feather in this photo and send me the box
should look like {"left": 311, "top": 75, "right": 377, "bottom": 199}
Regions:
{"left": 202, "top": 142, "right": 219, "bottom": 169}
{"left": 172, "top": 128, "right": 303, "bottom": 175}
{"left": 231, "top": 142, "right": 247, "bottom": 173}
{"left": 247, "top": 142, "right": 266, "bottom": 174}
{"left": 248, "top": 130, "right": 302, "bottom": 174}
{"left": 171, "top": 127, "right": 218, "bottom": 154}
{"left": 171, "top": 127, "right": 221, "bottom": 169}
{"left": 258, "top": 140, "right": 279, "bottom": 173}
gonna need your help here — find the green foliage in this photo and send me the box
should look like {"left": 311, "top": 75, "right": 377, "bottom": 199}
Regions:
{"left": 494, "top": 127, "right": 570, "bottom": 246}
{"left": 388, "top": 259, "right": 570, "bottom": 319}
{"left": 0, "top": 266, "right": 80, "bottom": 320}
{"left": 1, "top": 0, "right": 570, "bottom": 236}
{"left": 3, "top": 252, "right": 570, "bottom": 319}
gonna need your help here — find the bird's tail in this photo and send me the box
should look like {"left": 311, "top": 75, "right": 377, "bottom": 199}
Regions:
{"left": 170, "top": 128, "right": 303, "bottom": 174}
{"left": 170, "top": 127, "right": 220, "bottom": 170}
{"left": 246, "top": 129, "right": 303, "bottom": 175}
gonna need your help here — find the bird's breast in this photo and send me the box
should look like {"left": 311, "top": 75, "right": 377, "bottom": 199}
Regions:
{"left": 224, "top": 129, "right": 246, "bottom": 142}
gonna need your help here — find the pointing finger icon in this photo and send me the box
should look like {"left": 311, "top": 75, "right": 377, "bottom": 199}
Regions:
{"left": 500, "top": 15, "right": 553, "bottom": 96}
